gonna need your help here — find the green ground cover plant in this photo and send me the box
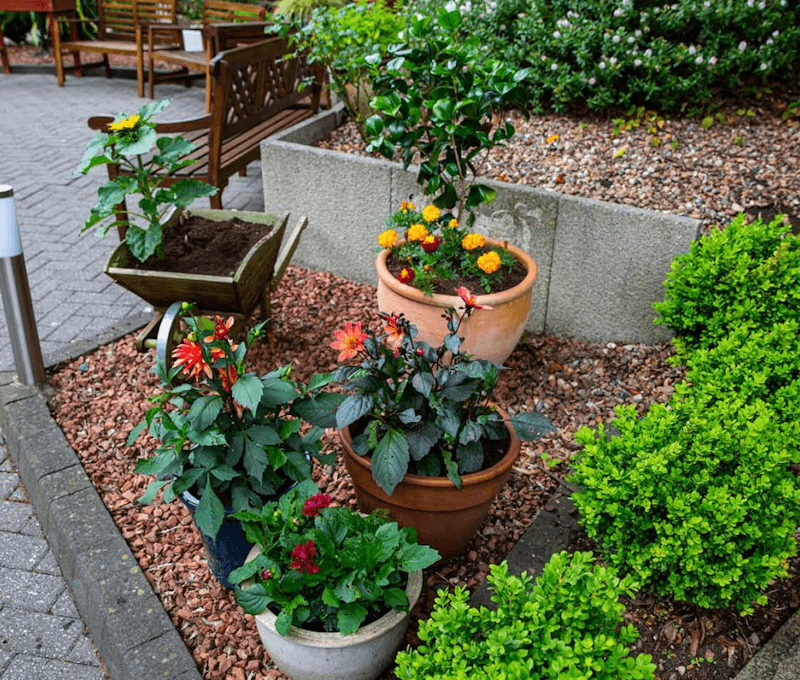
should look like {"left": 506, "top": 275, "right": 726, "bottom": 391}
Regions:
{"left": 653, "top": 213, "right": 800, "bottom": 358}
{"left": 394, "top": 551, "right": 656, "bottom": 680}
{"left": 454, "top": 0, "right": 799, "bottom": 113}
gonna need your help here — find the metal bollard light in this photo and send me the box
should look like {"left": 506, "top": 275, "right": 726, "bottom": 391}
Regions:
{"left": 0, "top": 185, "right": 46, "bottom": 386}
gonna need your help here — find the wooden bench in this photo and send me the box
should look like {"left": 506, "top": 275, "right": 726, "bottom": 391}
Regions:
{"left": 147, "top": 4, "right": 271, "bottom": 113}
{"left": 53, "top": 0, "right": 181, "bottom": 96}
{"left": 87, "top": 37, "right": 322, "bottom": 221}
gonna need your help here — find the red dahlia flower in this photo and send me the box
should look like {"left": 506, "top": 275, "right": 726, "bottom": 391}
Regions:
{"left": 173, "top": 339, "right": 212, "bottom": 379}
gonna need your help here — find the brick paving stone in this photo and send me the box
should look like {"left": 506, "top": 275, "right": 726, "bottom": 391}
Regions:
{"left": 0, "top": 533, "right": 49, "bottom": 570}
{"left": 0, "top": 502, "right": 31, "bottom": 533}
{"left": 0, "top": 567, "right": 65, "bottom": 612}
{"left": 1, "top": 654, "right": 103, "bottom": 680}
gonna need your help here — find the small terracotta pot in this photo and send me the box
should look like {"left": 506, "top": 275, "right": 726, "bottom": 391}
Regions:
{"left": 339, "top": 406, "right": 521, "bottom": 562}
{"left": 375, "top": 238, "right": 538, "bottom": 365}
{"left": 245, "top": 546, "right": 422, "bottom": 680}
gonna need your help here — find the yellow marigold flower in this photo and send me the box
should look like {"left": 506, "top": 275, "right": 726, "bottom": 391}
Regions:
{"left": 109, "top": 114, "right": 140, "bottom": 131}
{"left": 546, "top": 134, "right": 560, "bottom": 143}
{"left": 477, "top": 250, "right": 502, "bottom": 274}
{"left": 422, "top": 205, "right": 441, "bottom": 222}
{"left": 378, "top": 228, "right": 399, "bottom": 248}
{"left": 400, "top": 200, "right": 415, "bottom": 212}
{"left": 448, "top": 218, "right": 458, "bottom": 229}
{"left": 462, "top": 233, "right": 486, "bottom": 251}
{"left": 407, "top": 223, "right": 429, "bottom": 242}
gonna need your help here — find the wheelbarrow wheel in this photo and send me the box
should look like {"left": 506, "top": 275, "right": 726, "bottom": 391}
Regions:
{"left": 156, "top": 301, "right": 189, "bottom": 374}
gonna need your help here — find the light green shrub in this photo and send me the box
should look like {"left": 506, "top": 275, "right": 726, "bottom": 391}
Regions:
{"left": 653, "top": 213, "right": 800, "bottom": 359}
{"left": 571, "top": 387, "right": 800, "bottom": 613}
{"left": 395, "top": 551, "right": 655, "bottom": 680}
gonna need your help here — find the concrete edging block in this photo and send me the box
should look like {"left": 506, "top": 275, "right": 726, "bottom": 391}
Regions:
{"left": 0, "top": 381, "right": 202, "bottom": 680}
{"left": 262, "top": 104, "right": 701, "bottom": 343}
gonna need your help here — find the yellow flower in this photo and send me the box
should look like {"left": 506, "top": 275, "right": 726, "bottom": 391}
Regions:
{"left": 108, "top": 114, "right": 140, "bottom": 131}
{"left": 422, "top": 205, "right": 441, "bottom": 222}
{"left": 400, "top": 200, "right": 415, "bottom": 212}
{"left": 462, "top": 233, "right": 486, "bottom": 251}
{"left": 448, "top": 218, "right": 458, "bottom": 229}
{"left": 477, "top": 250, "right": 502, "bottom": 274}
{"left": 407, "top": 223, "right": 429, "bottom": 242}
{"left": 378, "top": 228, "right": 399, "bottom": 248}
{"left": 546, "top": 134, "right": 560, "bottom": 143}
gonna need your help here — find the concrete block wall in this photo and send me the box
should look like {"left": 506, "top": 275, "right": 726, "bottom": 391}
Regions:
{"left": 263, "top": 105, "right": 701, "bottom": 344}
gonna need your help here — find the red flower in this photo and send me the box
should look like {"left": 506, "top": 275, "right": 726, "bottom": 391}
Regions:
{"left": 173, "top": 339, "right": 212, "bottom": 379}
{"left": 382, "top": 314, "right": 404, "bottom": 350}
{"left": 261, "top": 569, "right": 272, "bottom": 580}
{"left": 204, "top": 316, "right": 235, "bottom": 342}
{"left": 398, "top": 267, "right": 415, "bottom": 285}
{"left": 289, "top": 540, "right": 319, "bottom": 574}
{"left": 331, "top": 322, "right": 368, "bottom": 362}
{"left": 456, "top": 286, "right": 493, "bottom": 311}
{"left": 302, "top": 493, "right": 332, "bottom": 517}
{"left": 421, "top": 235, "right": 441, "bottom": 253}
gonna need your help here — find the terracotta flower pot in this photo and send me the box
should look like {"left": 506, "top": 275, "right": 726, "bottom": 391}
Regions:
{"left": 245, "top": 546, "right": 422, "bottom": 680}
{"left": 375, "top": 238, "right": 538, "bottom": 365}
{"left": 339, "top": 406, "right": 521, "bottom": 562}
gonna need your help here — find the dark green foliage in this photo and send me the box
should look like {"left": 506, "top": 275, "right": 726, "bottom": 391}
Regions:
{"left": 395, "top": 551, "right": 656, "bottom": 680}
{"left": 653, "top": 213, "right": 800, "bottom": 358}
{"left": 570, "top": 387, "right": 800, "bottom": 613}
{"left": 454, "top": 0, "right": 800, "bottom": 113}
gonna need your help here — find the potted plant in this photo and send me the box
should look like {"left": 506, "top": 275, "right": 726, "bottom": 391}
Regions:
{"left": 363, "top": 6, "right": 538, "bottom": 362}
{"left": 331, "top": 289, "right": 556, "bottom": 561}
{"left": 74, "top": 99, "right": 301, "bottom": 325}
{"left": 229, "top": 479, "right": 440, "bottom": 680}
{"left": 127, "top": 307, "right": 341, "bottom": 587}
{"left": 375, "top": 200, "right": 538, "bottom": 364}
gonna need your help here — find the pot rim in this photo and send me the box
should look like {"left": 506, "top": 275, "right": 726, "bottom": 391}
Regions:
{"left": 375, "top": 237, "right": 538, "bottom": 308}
{"left": 339, "top": 404, "right": 521, "bottom": 489}
{"left": 246, "top": 544, "right": 423, "bottom": 648}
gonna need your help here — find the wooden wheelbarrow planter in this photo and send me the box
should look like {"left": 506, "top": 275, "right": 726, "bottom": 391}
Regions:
{"left": 103, "top": 208, "right": 307, "bottom": 356}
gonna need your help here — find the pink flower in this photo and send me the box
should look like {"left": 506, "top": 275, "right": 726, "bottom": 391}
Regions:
{"left": 456, "top": 286, "right": 492, "bottom": 311}
{"left": 331, "top": 322, "right": 367, "bottom": 362}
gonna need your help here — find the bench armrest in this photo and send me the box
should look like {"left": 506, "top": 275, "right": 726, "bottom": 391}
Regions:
{"left": 87, "top": 114, "right": 213, "bottom": 133}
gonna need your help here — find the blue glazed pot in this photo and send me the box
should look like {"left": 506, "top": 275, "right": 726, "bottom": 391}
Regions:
{"left": 179, "top": 489, "right": 252, "bottom": 590}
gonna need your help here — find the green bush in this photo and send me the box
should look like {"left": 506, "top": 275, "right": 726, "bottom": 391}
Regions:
{"left": 395, "top": 552, "right": 656, "bottom": 680}
{"left": 455, "top": 0, "right": 800, "bottom": 112}
{"left": 570, "top": 387, "right": 800, "bottom": 613}
{"left": 653, "top": 213, "right": 800, "bottom": 358}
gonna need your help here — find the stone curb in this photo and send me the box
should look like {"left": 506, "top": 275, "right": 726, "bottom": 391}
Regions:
{"left": 0, "top": 372, "right": 202, "bottom": 680}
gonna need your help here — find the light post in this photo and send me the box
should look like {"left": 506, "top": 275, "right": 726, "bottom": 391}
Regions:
{"left": 0, "top": 185, "right": 46, "bottom": 386}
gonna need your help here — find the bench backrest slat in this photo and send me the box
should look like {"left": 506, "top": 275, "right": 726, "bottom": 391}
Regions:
{"left": 202, "top": 0, "right": 266, "bottom": 24}
{"left": 98, "top": 0, "right": 176, "bottom": 41}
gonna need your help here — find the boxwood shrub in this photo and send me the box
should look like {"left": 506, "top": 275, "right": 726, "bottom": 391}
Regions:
{"left": 456, "top": 0, "right": 800, "bottom": 112}
{"left": 570, "top": 387, "right": 800, "bottom": 613}
{"left": 395, "top": 551, "right": 656, "bottom": 680}
{"left": 653, "top": 213, "right": 800, "bottom": 359}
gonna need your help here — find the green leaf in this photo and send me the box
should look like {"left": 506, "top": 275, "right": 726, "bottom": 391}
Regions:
{"left": 276, "top": 610, "right": 293, "bottom": 636}
{"left": 116, "top": 126, "right": 157, "bottom": 156}
{"left": 406, "top": 422, "right": 441, "bottom": 461}
{"left": 322, "top": 587, "right": 340, "bottom": 607}
{"left": 437, "top": 8, "right": 462, "bottom": 30}
{"left": 432, "top": 98, "right": 455, "bottom": 122}
{"left": 372, "top": 429, "right": 410, "bottom": 495}
{"left": 336, "top": 393, "right": 375, "bottom": 429}
{"left": 412, "top": 373, "right": 435, "bottom": 397}
{"left": 194, "top": 478, "right": 225, "bottom": 539}
{"left": 383, "top": 587, "right": 409, "bottom": 610}
{"left": 337, "top": 602, "right": 367, "bottom": 636}
{"left": 292, "top": 393, "right": 344, "bottom": 429}
{"left": 372, "top": 92, "right": 403, "bottom": 116}
{"left": 170, "top": 179, "right": 217, "bottom": 205}
{"left": 234, "top": 583, "right": 272, "bottom": 615}
{"left": 232, "top": 374, "right": 263, "bottom": 413}
{"left": 243, "top": 438, "right": 268, "bottom": 483}
{"left": 187, "top": 395, "right": 223, "bottom": 431}
{"left": 399, "top": 543, "right": 440, "bottom": 571}
{"left": 138, "top": 479, "right": 167, "bottom": 504}
{"left": 126, "top": 420, "right": 148, "bottom": 446}
{"left": 365, "top": 114, "right": 384, "bottom": 138}
{"left": 74, "top": 134, "right": 111, "bottom": 175}
{"left": 510, "top": 412, "right": 557, "bottom": 440}
{"left": 247, "top": 425, "right": 283, "bottom": 446}
{"left": 260, "top": 378, "right": 298, "bottom": 409}
{"left": 457, "top": 440, "right": 483, "bottom": 474}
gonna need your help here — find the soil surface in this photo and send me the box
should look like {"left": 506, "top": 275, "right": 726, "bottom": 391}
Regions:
{"left": 45, "top": 263, "right": 799, "bottom": 680}
{"left": 134, "top": 215, "right": 273, "bottom": 276}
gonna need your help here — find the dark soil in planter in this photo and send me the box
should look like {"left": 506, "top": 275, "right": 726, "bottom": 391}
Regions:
{"left": 386, "top": 250, "right": 528, "bottom": 296}
{"left": 130, "top": 215, "right": 274, "bottom": 276}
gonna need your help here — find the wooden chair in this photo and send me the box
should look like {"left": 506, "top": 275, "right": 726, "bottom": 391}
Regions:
{"left": 88, "top": 37, "right": 323, "bottom": 218}
{"left": 53, "top": 0, "right": 181, "bottom": 97}
{"left": 0, "top": 23, "right": 10, "bottom": 75}
{"left": 147, "top": 0, "right": 269, "bottom": 113}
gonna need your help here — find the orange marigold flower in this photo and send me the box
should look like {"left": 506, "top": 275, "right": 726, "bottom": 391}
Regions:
{"left": 383, "top": 314, "right": 404, "bottom": 349}
{"left": 204, "top": 316, "right": 235, "bottom": 342}
{"left": 477, "top": 250, "right": 502, "bottom": 274}
{"left": 462, "top": 233, "right": 486, "bottom": 250}
{"left": 331, "top": 322, "right": 367, "bottom": 362}
{"left": 397, "top": 267, "right": 415, "bottom": 285}
{"left": 173, "top": 339, "right": 212, "bottom": 379}
{"left": 448, "top": 218, "right": 459, "bottom": 229}
{"left": 407, "top": 223, "right": 429, "bottom": 242}
{"left": 457, "top": 286, "right": 492, "bottom": 311}
{"left": 399, "top": 200, "right": 415, "bottom": 212}
{"left": 378, "top": 228, "right": 399, "bottom": 249}
{"left": 422, "top": 205, "right": 441, "bottom": 222}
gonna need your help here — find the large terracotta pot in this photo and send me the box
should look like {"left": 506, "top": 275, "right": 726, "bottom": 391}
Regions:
{"left": 375, "top": 238, "right": 538, "bottom": 365}
{"left": 340, "top": 407, "right": 521, "bottom": 562}
{"left": 245, "top": 546, "right": 422, "bottom": 680}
